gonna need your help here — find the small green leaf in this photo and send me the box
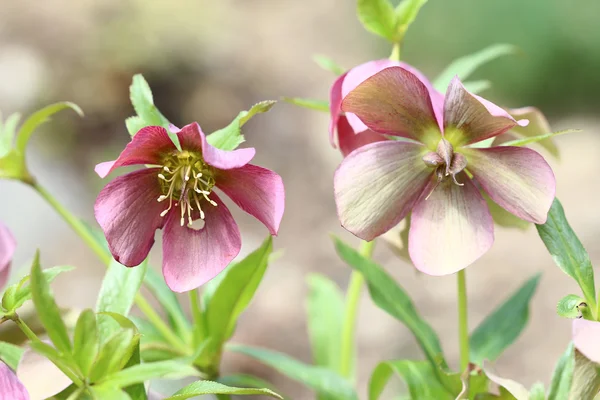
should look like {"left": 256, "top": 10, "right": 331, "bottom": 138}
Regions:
{"left": 99, "top": 361, "right": 199, "bottom": 388}
{"left": 165, "top": 380, "right": 283, "bottom": 399}
{"left": 332, "top": 236, "right": 446, "bottom": 369}
{"left": 312, "top": 55, "right": 345, "bottom": 75}
{"left": 229, "top": 345, "right": 356, "bottom": 400}
{"left": 0, "top": 113, "right": 21, "bottom": 157}
{"left": 282, "top": 97, "right": 329, "bottom": 112}
{"left": 547, "top": 343, "right": 575, "bottom": 400}
{"left": 469, "top": 274, "right": 540, "bottom": 365}
{"left": 536, "top": 198, "right": 596, "bottom": 309}
{"left": 89, "top": 329, "right": 138, "bottom": 383}
{"left": 30, "top": 251, "right": 72, "bottom": 354}
{"left": 357, "top": 0, "right": 396, "bottom": 41}
{"left": 529, "top": 382, "right": 545, "bottom": 400}
{"left": 433, "top": 44, "right": 518, "bottom": 92}
{"left": 395, "top": 0, "right": 428, "bottom": 39}
{"left": 500, "top": 129, "right": 581, "bottom": 148}
{"left": 557, "top": 295, "right": 587, "bottom": 319}
{"left": 125, "top": 116, "right": 146, "bottom": 136}
{"left": 73, "top": 309, "right": 99, "bottom": 377}
{"left": 462, "top": 80, "right": 492, "bottom": 95}
{"left": 90, "top": 386, "right": 132, "bottom": 400}
{"left": 0, "top": 341, "right": 24, "bottom": 370}
{"left": 206, "top": 101, "right": 276, "bottom": 151}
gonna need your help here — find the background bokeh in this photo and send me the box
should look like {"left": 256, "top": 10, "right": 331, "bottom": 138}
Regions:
{"left": 1, "top": 0, "right": 599, "bottom": 398}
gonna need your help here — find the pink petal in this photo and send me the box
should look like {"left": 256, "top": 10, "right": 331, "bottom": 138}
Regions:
{"left": 329, "top": 71, "right": 348, "bottom": 147}
{"left": 0, "top": 363, "right": 28, "bottom": 400}
{"left": 463, "top": 146, "right": 555, "bottom": 224}
{"left": 573, "top": 319, "right": 600, "bottom": 364}
{"left": 162, "top": 193, "right": 241, "bottom": 292}
{"left": 409, "top": 175, "right": 494, "bottom": 275}
{"left": 94, "top": 126, "right": 174, "bottom": 178}
{"left": 0, "top": 222, "right": 16, "bottom": 290}
{"left": 176, "top": 122, "right": 255, "bottom": 170}
{"left": 216, "top": 164, "right": 285, "bottom": 235}
{"left": 334, "top": 141, "right": 432, "bottom": 241}
{"left": 341, "top": 67, "right": 440, "bottom": 143}
{"left": 94, "top": 168, "right": 165, "bottom": 267}
{"left": 443, "top": 77, "right": 527, "bottom": 146}
{"left": 337, "top": 115, "right": 387, "bottom": 157}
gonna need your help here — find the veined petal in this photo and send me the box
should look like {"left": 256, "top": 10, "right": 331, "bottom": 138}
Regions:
{"left": 216, "top": 164, "right": 285, "bottom": 235}
{"left": 0, "top": 363, "right": 28, "bottom": 400}
{"left": 463, "top": 146, "right": 555, "bottom": 223}
{"left": 329, "top": 71, "right": 348, "bottom": 146}
{"left": 176, "top": 122, "right": 255, "bottom": 170}
{"left": 94, "top": 168, "right": 165, "bottom": 267}
{"left": 409, "top": 175, "right": 494, "bottom": 275}
{"left": 443, "top": 77, "right": 527, "bottom": 146}
{"left": 334, "top": 141, "right": 432, "bottom": 241}
{"left": 95, "top": 126, "right": 174, "bottom": 178}
{"left": 337, "top": 115, "right": 387, "bottom": 157}
{"left": 162, "top": 193, "right": 241, "bottom": 292}
{"left": 573, "top": 319, "right": 600, "bottom": 364}
{"left": 341, "top": 67, "right": 440, "bottom": 142}
{"left": 0, "top": 222, "right": 16, "bottom": 290}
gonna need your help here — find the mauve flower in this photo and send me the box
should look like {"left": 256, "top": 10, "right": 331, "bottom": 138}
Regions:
{"left": 334, "top": 67, "right": 555, "bottom": 275}
{"left": 94, "top": 123, "right": 285, "bottom": 292}
{"left": 0, "top": 362, "right": 28, "bottom": 400}
{"left": 329, "top": 59, "right": 444, "bottom": 157}
{"left": 573, "top": 319, "right": 600, "bottom": 363}
{"left": 0, "top": 221, "right": 16, "bottom": 289}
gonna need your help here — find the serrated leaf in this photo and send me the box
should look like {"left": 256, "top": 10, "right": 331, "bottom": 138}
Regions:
{"left": 165, "top": 380, "right": 282, "bottom": 399}
{"left": 0, "top": 113, "right": 21, "bottom": 157}
{"left": 125, "top": 116, "right": 146, "bottom": 136}
{"left": 98, "top": 360, "right": 199, "bottom": 388}
{"left": 0, "top": 341, "right": 24, "bottom": 370}
{"left": 500, "top": 129, "right": 581, "bottom": 148}
{"left": 229, "top": 345, "right": 356, "bottom": 400}
{"left": 557, "top": 295, "right": 586, "bottom": 319}
{"left": 469, "top": 274, "right": 540, "bottom": 365}
{"left": 548, "top": 343, "right": 575, "bottom": 400}
{"left": 73, "top": 309, "right": 99, "bottom": 377}
{"left": 313, "top": 55, "right": 345, "bottom": 75}
{"left": 395, "top": 0, "right": 428, "bottom": 38}
{"left": 433, "top": 44, "right": 518, "bottom": 92}
{"left": 282, "top": 97, "right": 329, "bottom": 112}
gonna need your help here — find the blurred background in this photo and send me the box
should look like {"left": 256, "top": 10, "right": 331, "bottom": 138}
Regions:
{"left": 1, "top": 0, "right": 599, "bottom": 398}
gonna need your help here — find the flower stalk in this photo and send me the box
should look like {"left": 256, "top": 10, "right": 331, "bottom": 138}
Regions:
{"left": 457, "top": 269, "right": 469, "bottom": 371}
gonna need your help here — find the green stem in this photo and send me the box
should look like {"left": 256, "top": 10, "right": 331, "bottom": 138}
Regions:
{"left": 12, "top": 314, "right": 40, "bottom": 343}
{"left": 389, "top": 42, "right": 401, "bottom": 61}
{"left": 135, "top": 293, "right": 188, "bottom": 353}
{"left": 457, "top": 269, "right": 469, "bottom": 371}
{"left": 339, "top": 240, "right": 375, "bottom": 378}
{"left": 189, "top": 290, "right": 204, "bottom": 347}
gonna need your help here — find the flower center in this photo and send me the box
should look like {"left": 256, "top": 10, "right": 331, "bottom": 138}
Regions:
{"left": 157, "top": 150, "right": 216, "bottom": 226}
{"left": 422, "top": 138, "right": 468, "bottom": 198}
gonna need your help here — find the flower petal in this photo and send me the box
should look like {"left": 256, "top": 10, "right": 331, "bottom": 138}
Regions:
{"left": 0, "top": 363, "right": 28, "bottom": 400}
{"left": 176, "top": 122, "right": 255, "bottom": 170}
{"left": 17, "top": 346, "right": 70, "bottom": 400}
{"left": 463, "top": 146, "right": 555, "bottom": 224}
{"left": 95, "top": 126, "right": 174, "bottom": 178}
{"left": 94, "top": 168, "right": 165, "bottom": 267}
{"left": 334, "top": 141, "right": 432, "bottom": 241}
{"left": 573, "top": 319, "right": 600, "bottom": 364}
{"left": 341, "top": 67, "right": 440, "bottom": 142}
{"left": 409, "top": 175, "right": 494, "bottom": 275}
{"left": 162, "top": 193, "right": 241, "bottom": 292}
{"left": 0, "top": 222, "right": 16, "bottom": 290}
{"left": 329, "top": 71, "right": 348, "bottom": 146}
{"left": 443, "top": 77, "right": 527, "bottom": 146}
{"left": 216, "top": 164, "right": 285, "bottom": 235}
{"left": 337, "top": 115, "right": 387, "bottom": 157}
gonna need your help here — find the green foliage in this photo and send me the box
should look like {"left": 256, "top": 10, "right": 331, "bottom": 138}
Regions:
{"left": 356, "top": 0, "right": 427, "bottom": 43}
{"left": 282, "top": 97, "right": 329, "bottom": 112}
{"left": 73, "top": 309, "right": 99, "bottom": 377}
{"left": 547, "top": 343, "right": 575, "bottom": 400}
{"left": 469, "top": 274, "right": 541, "bottom": 365}
{"left": 0, "top": 112, "right": 21, "bottom": 157}
{"left": 0, "top": 341, "right": 24, "bottom": 370}
{"left": 313, "top": 55, "right": 345, "bottom": 75}
{"left": 98, "top": 360, "right": 199, "bottom": 388}
{"left": 529, "top": 382, "right": 546, "bottom": 400}
{"left": 501, "top": 129, "right": 581, "bottom": 148}
{"left": 89, "top": 328, "right": 138, "bottom": 383}
{"left": 462, "top": 80, "right": 491, "bottom": 94}
{"left": 394, "top": 0, "right": 429, "bottom": 40}
{"left": 165, "top": 380, "right": 283, "bottom": 399}
{"left": 556, "top": 295, "right": 587, "bottom": 319}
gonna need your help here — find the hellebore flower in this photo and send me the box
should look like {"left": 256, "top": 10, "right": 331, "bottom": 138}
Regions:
{"left": 0, "top": 221, "right": 16, "bottom": 289}
{"left": 0, "top": 362, "right": 28, "bottom": 400}
{"left": 573, "top": 318, "right": 600, "bottom": 364}
{"left": 334, "top": 67, "right": 555, "bottom": 275}
{"left": 329, "top": 59, "right": 443, "bottom": 156}
{"left": 94, "top": 123, "right": 284, "bottom": 292}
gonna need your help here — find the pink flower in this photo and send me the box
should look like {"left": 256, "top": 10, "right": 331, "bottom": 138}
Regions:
{"left": 573, "top": 319, "right": 600, "bottom": 363}
{"left": 329, "top": 59, "right": 443, "bottom": 156}
{"left": 94, "top": 123, "right": 285, "bottom": 292}
{"left": 0, "top": 221, "right": 16, "bottom": 289}
{"left": 334, "top": 67, "right": 555, "bottom": 275}
{"left": 0, "top": 362, "right": 28, "bottom": 400}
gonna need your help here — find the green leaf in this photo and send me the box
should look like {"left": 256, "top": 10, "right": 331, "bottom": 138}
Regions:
{"left": 508, "top": 107, "right": 559, "bottom": 158}
{"left": 99, "top": 360, "right": 199, "bottom": 388}
{"left": 28, "top": 341, "right": 77, "bottom": 382}
{"left": 30, "top": 251, "right": 72, "bottom": 354}
{"left": 306, "top": 274, "right": 344, "bottom": 373}
{"left": 91, "top": 386, "right": 132, "bottom": 400}
{"left": 462, "top": 80, "right": 492, "bottom": 95}
{"left": 369, "top": 360, "right": 453, "bottom": 400}
{"left": 15, "top": 102, "right": 83, "bottom": 155}
{"left": 557, "top": 295, "right": 587, "bottom": 319}
{"left": 165, "top": 380, "right": 283, "bottom": 399}
{"left": 125, "top": 116, "right": 146, "bottom": 136}
{"left": 433, "top": 44, "right": 518, "bottom": 92}
{"left": 89, "top": 329, "right": 138, "bottom": 383}
{"left": 218, "top": 374, "right": 280, "bottom": 393}
{"left": 229, "top": 345, "right": 357, "bottom": 400}
{"left": 331, "top": 236, "right": 446, "bottom": 369}
{"left": 500, "top": 129, "right": 581, "bottom": 148}
{"left": 536, "top": 198, "right": 596, "bottom": 308}
{"left": 73, "top": 309, "right": 99, "bottom": 377}
{"left": 282, "top": 97, "right": 329, "bottom": 112}
{"left": 395, "top": 0, "right": 428, "bottom": 39}
{"left": 469, "top": 274, "right": 540, "bottom": 365}
{"left": 0, "top": 341, "right": 24, "bottom": 370}
{"left": 357, "top": 0, "right": 396, "bottom": 41}
{"left": 529, "top": 382, "right": 545, "bottom": 400}
{"left": 206, "top": 100, "right": 276, "bottom": 151}
{"left": 312, "top": 55, "right": 345, "bottom": 75}
{"left": 0, "top": 113, "right": 21, "bottom": 157}
{"left": 547, "top": 343, "right": 575, "bottom": 400}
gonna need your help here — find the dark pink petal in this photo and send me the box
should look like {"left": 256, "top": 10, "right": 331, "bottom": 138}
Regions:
{"left": 329, "top": 71, "right": 348, "bottom": 146}
{"left": 162, "top": 193, "right": 241, "bottom": 292}
{"left": 409, "top": 175, "right": 494, "bottom": 275}
{"left": 0, "top": 222, "right": 16, "bottom": 290}
{"left": 341, "top": 67, "right": 440, "bottom": 143}
{"left": 463, "top": 146, "right": 555, "bottom": 224}
{"left": 216, "top": 164, "right": 285, "bottom": 235}
{"left": 94, "top": 168, "right": 165, "bottom": 267}
{"left": 0, "top": 363, "right": 28, "bottom": 400}
{"left": 337, "top": 115, "right": 387, "bottom": 157}
{"left": 176, "top": 122, "right": 255, "bottom": 170}
{"left": 95, "top": 126, "right": 174, "bottom": 178}
{"left": 334, "top": 141, "right": 432, "bottom": 241}
{"left": 573, "top": 319, "right": 600, "bottom": 363}
{"left": 443, "top": 77, "right": 527, "bottom": 146}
